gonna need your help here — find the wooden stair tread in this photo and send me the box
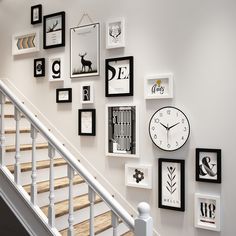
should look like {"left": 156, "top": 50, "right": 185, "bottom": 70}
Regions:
{"left": 41, "top": 194, "right": 102, "bottom": 218}
{"left": 0, "top": 114, "right": 25, "bottom": 118}
{"left": 5, "top": 128, "right": 30, "bottom": 134}
{"left": 6, "top": 143, "right": 48, "bottom": 152}
{"left": 7, "top": 158, "right": 66, "bottom": 173}
{"left": 121, "top": 231, "right": 134, "bottom": 236}
{"left": 23, "top": 175, "right": 84, "bottom": 194}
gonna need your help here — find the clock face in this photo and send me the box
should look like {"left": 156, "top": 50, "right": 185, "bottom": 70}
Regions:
{"left": 149, "top": 106, "right": 190, "bottom": 151}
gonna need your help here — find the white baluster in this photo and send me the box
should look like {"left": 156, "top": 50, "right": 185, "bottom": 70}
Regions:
{"left": 30, "top": 125, "right": 38, "bottom": 205}
{"left": 0, "top": 93, "right": 6, "bottom": 166}
{"left": 48, "top": 144, "right": 55, "bottom": 227}
{"left": 68, "top": 164, "right": 74, "bottom": 236}
{"left": 14, "top": 107, "right": 21, "bottom": 185}
{"left": 112, "top": 211, "right": 119, "bottom": 236}
{"left": 88, "top": 186, "right": 96, "bottom": 236}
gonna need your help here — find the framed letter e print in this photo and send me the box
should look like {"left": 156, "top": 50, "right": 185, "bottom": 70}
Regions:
{"left": 78, "top": 109, "right": 96, "bottom": 136}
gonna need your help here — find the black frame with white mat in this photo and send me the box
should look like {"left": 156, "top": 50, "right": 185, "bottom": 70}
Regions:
{"left": 34, "top": 58, "right": 45, "bottom": 77}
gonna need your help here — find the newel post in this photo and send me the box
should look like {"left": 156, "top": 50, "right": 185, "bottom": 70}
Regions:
{"left": 134, "top": 202, "right": 153, "bottom": 236}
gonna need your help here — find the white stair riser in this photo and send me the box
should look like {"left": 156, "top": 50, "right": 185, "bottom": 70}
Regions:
{"left": 3, "top": 117, "right": 30, "bottom": 128}
{"left": 56, "top": 201, "right": 110, "bottom": 231}
{"left": 97, "top": 222, "right": 130, "bottom": 236}
{"left": 3, "top": 104, "right": 15, "bottom": 113}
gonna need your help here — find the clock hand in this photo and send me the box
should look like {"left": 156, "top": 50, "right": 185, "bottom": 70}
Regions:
{"left": 160, "top": 122, "right": 168, "bottom": 130}
{"left": 168, "top": 122, "right": 180, "bottom": 130}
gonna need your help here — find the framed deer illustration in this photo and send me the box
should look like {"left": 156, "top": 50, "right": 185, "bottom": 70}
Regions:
{"left": 70, "top": 23, "right": 100, "bottom": 78}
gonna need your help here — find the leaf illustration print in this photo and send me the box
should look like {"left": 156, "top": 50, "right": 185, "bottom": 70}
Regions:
{"left": 166, "top": 166, "right": 177, "bottom": 195}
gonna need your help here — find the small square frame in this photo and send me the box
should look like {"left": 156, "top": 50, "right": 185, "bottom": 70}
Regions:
{"left": 125, "top": 163, "right": 152, "bottom": 189}
{"left": 56, "top": 88, "right": 72, "bottom": 103}
{"left": 159, "top": 158, "right": 185, "bottom": 211}
{"left": 78, "top": 109, "right": 96, "bottom": 136}
{"left": 196, "top": 148, "right": 221, "bottom": 183}
{"left": 34, "top": 58, "right": 45, "bottom": 77}
{"left": 48, "top": 56, "right": 64, "bottom": 82}
{"left": 144, "top": 73, "right": 173, "bottom": 99}
{"left": 106, "top": 17, "right": 125, "bottom": 49}
{"left": 105, "top": 56, "right": 133, "bottom": 97}
{"left": 195, "top": 193, "right": 221, "bottom": 231}
{"left": 80, "top": 82, "right": 94, "bottom": 104}
{"left": 31, "top": 4, "right": 42, "bottom": 25}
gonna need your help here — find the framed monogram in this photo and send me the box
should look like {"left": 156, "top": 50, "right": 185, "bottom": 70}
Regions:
{"left": 80, "top": 82, "right": 94, "bottom": 104}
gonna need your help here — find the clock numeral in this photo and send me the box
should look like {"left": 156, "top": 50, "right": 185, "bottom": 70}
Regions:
{"left": 176, "top": 112, "right": 179, "bottom": 117}
{"left": 160, "top": 140, "right": 162, "bottom": 145}
{"left": 183, "top": 127, "right": 187, "bottom": 132}
{"left": 152, "top": 126, "right": 155, "bottom": 131}
{"left": 167, "top": 144, "right": 171, "bottom": 149}
{"left": 182, "top": 119, "right": 185, "bottom": 123}
{"left": 154, "top": 118, "right": 159, "bottom": 123}
{"left": 176, "top": 141, "right": 179, "bottom": 146}
{"left": 159, "top": 113, "right": 163, "bottom": 117}
{"left": 182, "top": 136, "right": 185, "bottom": 140}
{"left": 154, "top": 134, "right": 157, "bottom": 139}
{"left": 167, "top": 110, "right": 171, "bottom": 115}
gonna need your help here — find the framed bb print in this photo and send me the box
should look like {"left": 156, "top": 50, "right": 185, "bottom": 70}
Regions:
{"left": 78, "top": 109, "right": 96, "bottom": 136}
{"left": 31, "top": 4, "right": 42, "bottom": 24}
{"left": 159, "top": 158, "right": 185, "bottom": 211}
{"left": 43, "top": 11, "right": 65, "bottom": 49}
{"left": 70, "top": 23, "right": 100, "bottom": 78}
{"left": 196, "top": 148, "right": 221, "bottom": 183}
{"left": 49, "top": 56, "right": 63, "bottom": 82}
{"left": 56, "top": 88, "right": 72, "bottom": 103}
{"left": 105, "top": 56, "right": 133, "bottom": 97}
{"left": 34, "top": 58, "right": 45, "bottom": 77}
{"left": 80, "top": 82, "right": 94, "bottom": 104}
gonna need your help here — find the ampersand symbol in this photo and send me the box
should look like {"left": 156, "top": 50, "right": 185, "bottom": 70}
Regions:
{"left": 199, "top": 156, "right": 217, "bottom": 177}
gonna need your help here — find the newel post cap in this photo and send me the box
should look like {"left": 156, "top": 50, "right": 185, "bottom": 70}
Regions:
{"left": 137, "top": 202, "right": 151, "bottom": 220}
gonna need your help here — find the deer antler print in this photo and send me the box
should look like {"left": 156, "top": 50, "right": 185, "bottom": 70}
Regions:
{"left": 166, "top": 166, "right": 177, "bottom": 195}
{"left": 47, "top": 20, "right": 59, "bottom": 33}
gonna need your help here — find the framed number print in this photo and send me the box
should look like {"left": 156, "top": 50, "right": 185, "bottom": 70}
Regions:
{"left": 31, "top": 4, "right": 42, "bottom": 24}
{"left": 80, "top": 82, "right": 94, "bottom": 104}
{"left": 105, "top": 104, "right": 139, "bottom": 158}
{"left": 43, "top": 11, "right": 65, "bottom": 49}
{"left": 105, "top": 56, "right": 133, "bottom": 97}
{"left": 195, "top": 193, "right": 221, "bottom": 231}
{"left": 70, "top": 23, "right": 100, "bottom": 78}
{"left": 49, "top": 56, "right": 63, "bottom": 82}
{"left": 56, "top": 88, "right": 72, "bottom": 103}
{"left": 78, "top": 109, "right": 96, "bottom": 136}
{"left": 196, "top": 148, "right": 221, "bottom": 183}
{"left": 106, "top": 17, "right": 125, "bottom": 49}
{"left": 159, "top": 158, "right": 185, "bottom": 211}
{"left": 34, "top": 58, "right": 45, "bottom": 77}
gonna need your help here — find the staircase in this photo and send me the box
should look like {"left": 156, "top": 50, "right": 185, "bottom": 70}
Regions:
{"left": 0, "top": 80, "right": 153, "bottom": 236}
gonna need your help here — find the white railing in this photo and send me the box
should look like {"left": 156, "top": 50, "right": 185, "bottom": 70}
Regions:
{"left": 0, "top": 80, "right": 153, "bottom": 236}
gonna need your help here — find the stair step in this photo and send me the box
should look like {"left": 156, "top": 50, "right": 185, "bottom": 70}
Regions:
{"left": 0, "top": 114, "right": 25, "bottom": 118}
{"left": 5, "top": 128, "right": 30, "bottom": 134}
{"left": 7, "top": 158, "right": 67, "bottom": 173}
{"left": 5, "top": 143, "right": 48, "bottom": 152}
{"left": 121, "top": 231, "right": 134, "bottom": 236}
{"left": 23, "top": 175, "right": 85, "bottom": 194}
{"left": 41, "top": 194, "right": 102, "bottom": 218}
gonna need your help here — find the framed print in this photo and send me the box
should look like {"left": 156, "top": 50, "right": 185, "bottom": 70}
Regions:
{"left": 78, "top": 109, "right": 96, "bottom": 136}
{"left": 12, "top": 30, "right": 40, "bottom": 55}
{"left": 105, "top": 104, "right": 139, "bottom": 158}
{"left": 70, "top": 23, "right": 100, "bottom": 78}
{"left": 195, "top": 193, "right": 221, "bottom": 231}
{"left": 106, "top": 17, "right": 125, "bottom": 49}
{"left": 34, "top": 58, "right": 45, "bottom": 77}
{"left": 49, "top": 56, "right": 63, "bottom": 82}
{"left": 56, "top": 88, "right": 72, "bottom": 103}
{"left": 144, "top": 73, "right": 173, "bottom": 99}
{"left": 31, "top": 4, "right": 42, "bottom": 24}
{"left": 196, "top": 148, "right": 221, "bottom": 183}
{"left": 158, "top": 158, "right": 185, "bottom": 211}
{"left": 80, "top": 82, "right": 94, "bottom": 104}
{"left": 125, "top": 164, "right": 152, "bottom": 189}
{"left": 43, "top": 11, "right": 65, "bottom": 49}
{"left": 105, "top": 56, "right": 133, "bottom": 97}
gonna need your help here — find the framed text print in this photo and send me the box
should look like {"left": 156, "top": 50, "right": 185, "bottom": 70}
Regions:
{"left": 43, "top": 11, "right": 65, "bottom": 49}
{"left": 31, "top": 4, "right": 42, "bottom": 25}
{"left": 70, "top": 23, "right": 100, "bottom": 78}
{"left": 49, "top": 56, "right": 63, "bottom": 82}
{"left": 144, "top": 73, "right": 173, "bottom": 99}
{"left": 159, "top": 158, "right": 185, "bottom": 211}
{"left": 34, "top": 58, "right": 45, "bottom": 77}
{"left": 106, "top": 17, "right": 125, "bottom": 49}
{"left": 80, "top": 82, "right": 94, "bottom": 104}
{"left": 105, "top": 104, "right": 139, "bottom": 158}
{"left": 196, "top": 148, "right": 221, "bottom": 183}
{"left": 195, "top": 193, "right": 221, "bottom": 231}
{"left": 78, "top": 109, "right": 96, "bottom": 136}
{"left": 105, "top": 56, "right": 133, "bottom": 97}
{"left": 56, "top": 88, "right": 72, "bottom": 103}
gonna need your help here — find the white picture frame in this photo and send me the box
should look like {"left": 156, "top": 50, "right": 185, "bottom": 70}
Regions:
{"left": 125, "top": 163, "right": 152, "bottom": 189}
{"left": 195, "top": 193, "right": 221, "bottom": 231}
{"left": 144, "top": 73, "right": 173, "bottom": 99}
{"left": 48, "top": 56, "right": 64, "bottom": 82}
{"left": 106, "top": 17, "right": 125, "bottom": 49}
{"left": 12, "top": 30, "right": 40, "bottom": 55}
{"left": 80, "top": 82, "right": 94, "bottom": 104}
{"left": 105, "top": 104, "right": 139, "bottom": 158}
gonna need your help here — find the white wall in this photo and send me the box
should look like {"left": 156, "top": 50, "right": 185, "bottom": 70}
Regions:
{"left": 1, "top": 0, "right": 236, "bottom": 235}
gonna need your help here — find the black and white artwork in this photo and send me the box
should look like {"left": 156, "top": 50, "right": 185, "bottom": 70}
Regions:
{"left": 34, "top": 58, "right": 45, "bottom": 77}
{"left": 159, "top": 159, "right": 185, "bottom": 211}
{"left": 78, "top": 109, "right": 96, "bottom": 136}
{"left": 31, "top": 4, "right": 42, "bottom": 25}
{"left": 80, "top": 82, "right": 94, "bottom": 104}
{"left": 70, "top": 23, "right": 100, "bottom": 78}
{"left": 49, "top": 57, "right": 63, "bottom": 82}
{"left": 56, "top": 88, "right": 72, "bottom": 103}
{"left": 196, "top": 148, "right": 221, "bottom": 183}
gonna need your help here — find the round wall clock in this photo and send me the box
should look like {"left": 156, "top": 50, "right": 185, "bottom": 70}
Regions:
{"left": 149, "top": 106, "right": 190, "bottom": 151}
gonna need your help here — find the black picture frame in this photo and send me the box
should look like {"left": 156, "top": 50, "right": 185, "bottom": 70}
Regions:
{"left": 78, "top": 109, "right": 96, "bottom": 136}
{"left": 43, "top": 11, "right": 65, "bottom": 49}
{"left": 31, "top": 4, "right": 42, "bottom": 25}
{"left": 105, "top": 56, "right": 133, "bottom": 97}
{"left": 196, "top": 148, "right": 221, "bottom": 183}
{"left": 56, "top": 88, "right": 72, "bottom": 103}
{"left": 159, "top": 158, "right": 185, "bottom": 211}
{"left": 34, "top": 58, "right": 45, "bottom": 77}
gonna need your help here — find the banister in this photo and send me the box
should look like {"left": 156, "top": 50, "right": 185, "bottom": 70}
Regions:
{"left": 0, "top": 80, "right": 135, "bottom": 230}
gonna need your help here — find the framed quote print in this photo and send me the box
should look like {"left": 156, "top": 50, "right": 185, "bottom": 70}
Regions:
{"left": 196, "top": 148, "right": 221, "bottom": 183}
{"left": 105, "top": 56, "right": 133, "bottom": 97}
{"left": 49, "top": 56, "right": 63, "bottom": 82}
{"left": 159, "top": 158, "right": 185, "bottom": 211}
{"left": 34, "top": 58, "right": 45, "bottom": 77}
{"left": 31, "top": 4, "right": 42, "bottom": 25}
{"left": 56, "top": 88, "right": 72, "bottom": 103}
{"left": 80, "top": 82, "right": 94, "bottom": 104}
{"left": 78, "top": 109, "right": 96, "bottom": 136}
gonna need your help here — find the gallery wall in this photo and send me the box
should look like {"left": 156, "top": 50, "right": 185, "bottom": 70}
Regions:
{"left": 1, "top": 0, "right": 236, "bottom": 235}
